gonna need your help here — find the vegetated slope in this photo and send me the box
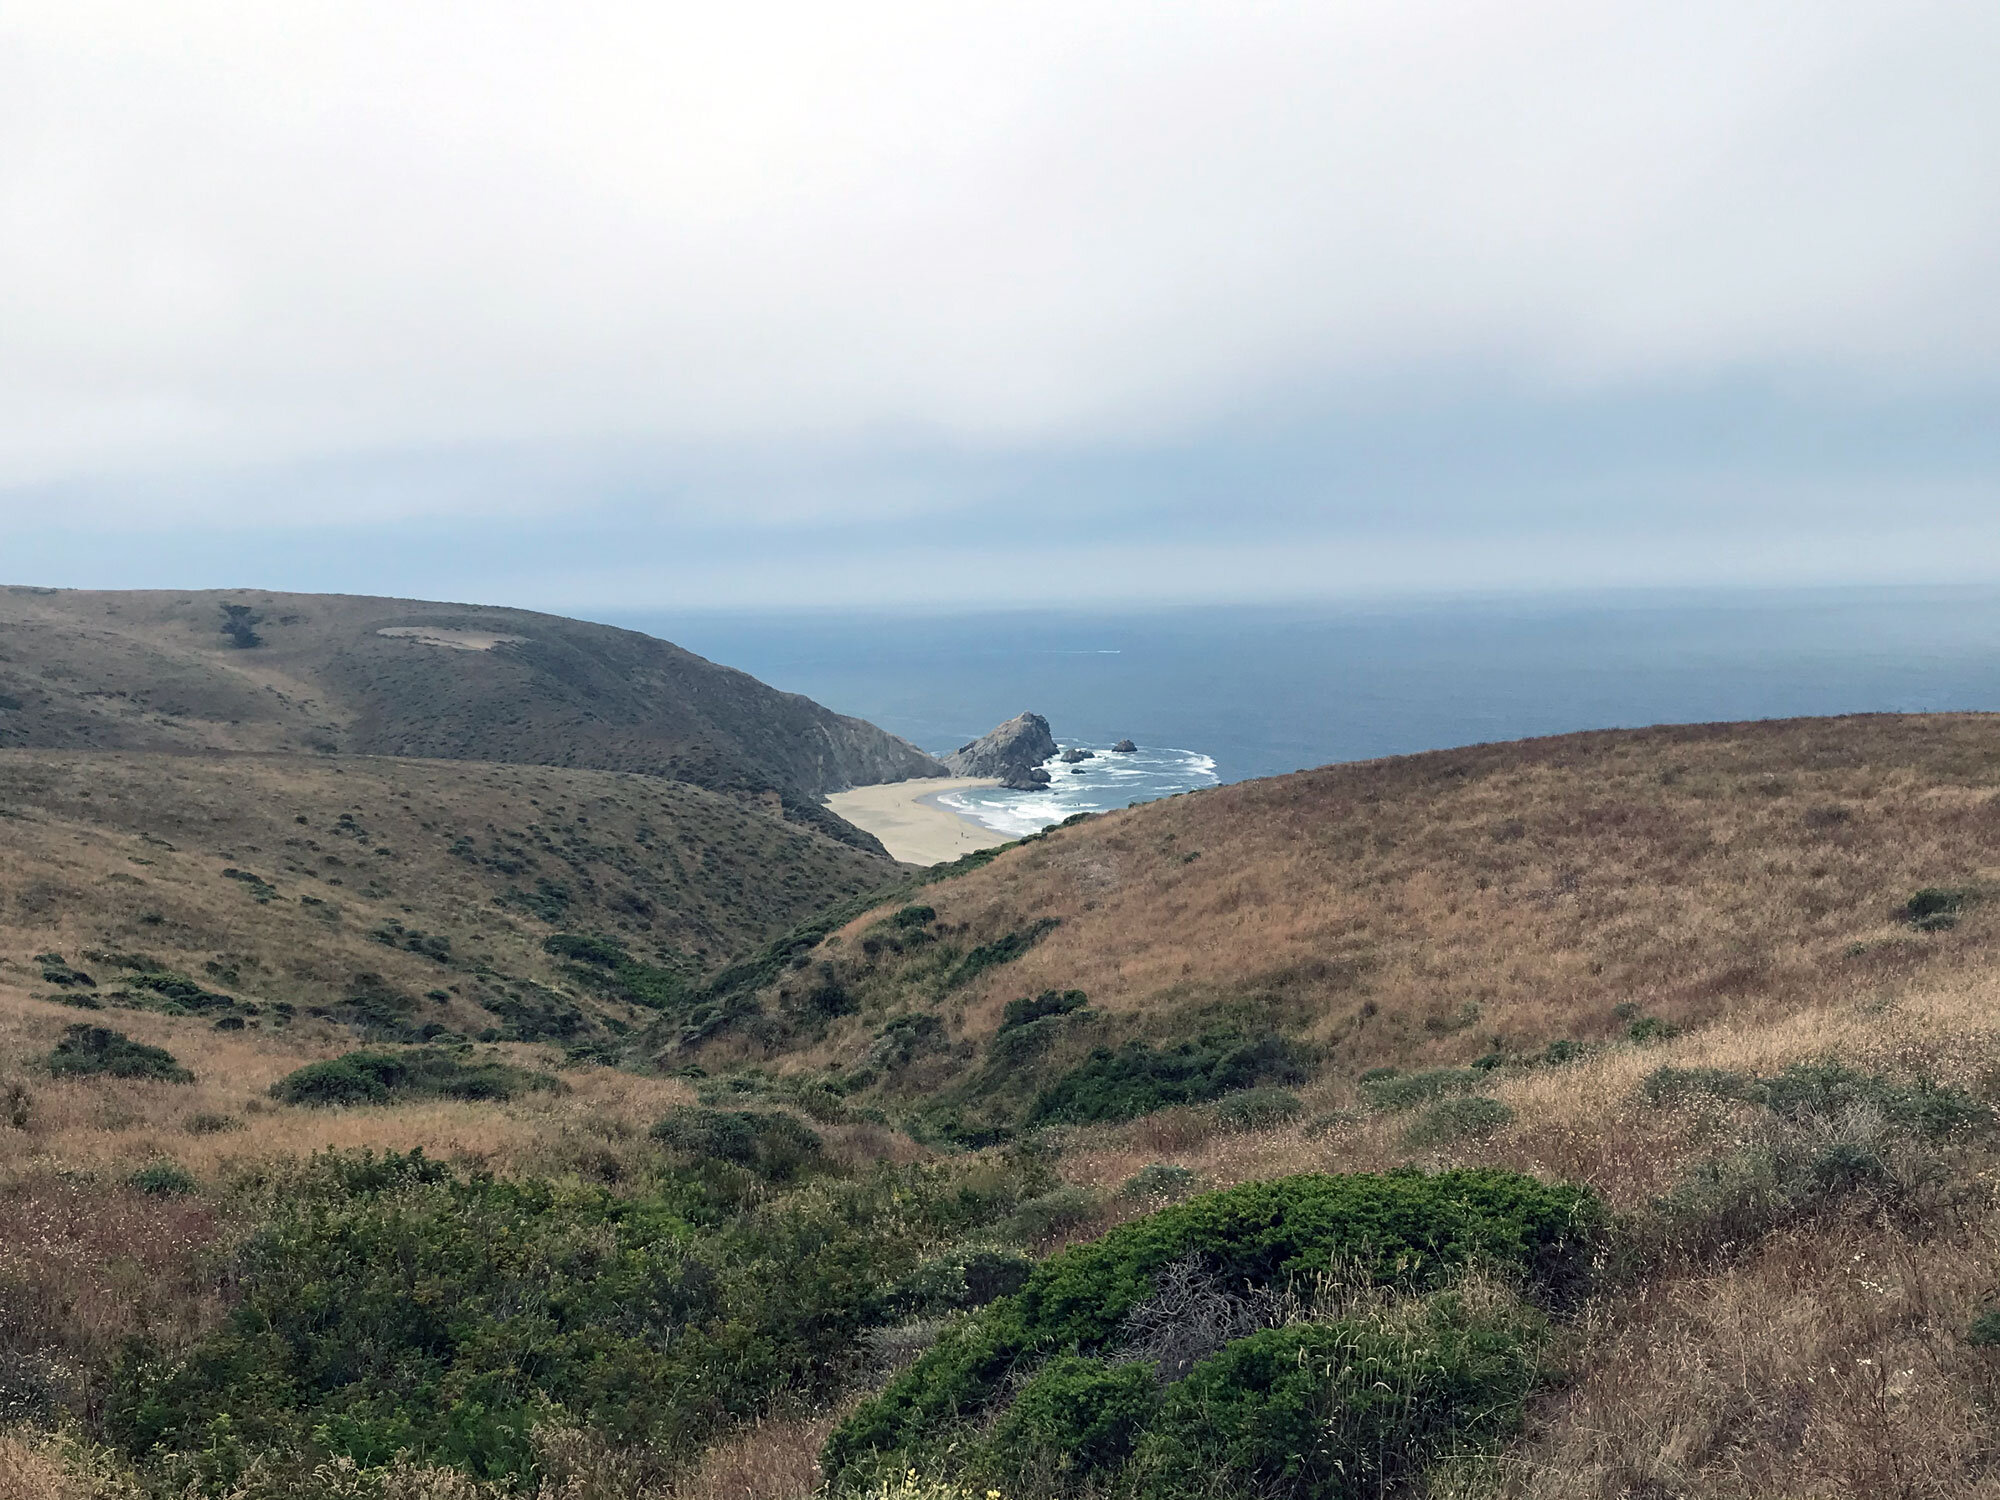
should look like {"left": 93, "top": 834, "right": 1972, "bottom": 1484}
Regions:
{"left": 0, "top": 749, "right": 898, "bottom": 1047}
{"left": 703, "top": 714, "right": 2000, "bottom": 1131}
{"left": 0, "top": 586, "right": 945, "bottom": 847}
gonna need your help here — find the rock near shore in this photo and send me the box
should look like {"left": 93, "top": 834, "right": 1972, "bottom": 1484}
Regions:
{"left": 945, "top": 711, "right": 1058, "bottom": 784}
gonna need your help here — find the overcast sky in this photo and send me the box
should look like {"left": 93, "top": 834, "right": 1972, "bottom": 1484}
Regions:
{"left": 3, "top": 2, "right": 1997, "bottom": 609}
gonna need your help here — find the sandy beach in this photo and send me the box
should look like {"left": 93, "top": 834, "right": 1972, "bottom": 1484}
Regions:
{"left": 826, "top": 776, "right": 1011, "bottom": 865}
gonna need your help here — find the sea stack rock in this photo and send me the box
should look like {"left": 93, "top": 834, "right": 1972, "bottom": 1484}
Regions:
{"left": 1111, "top": 739, "right": 1137, "bottom": 753}
{"left": 1059, "top": 747, "right": 1095, "bottom": 763}
{"left": 945, "top": 712, "right": 1058, "bottom": 788}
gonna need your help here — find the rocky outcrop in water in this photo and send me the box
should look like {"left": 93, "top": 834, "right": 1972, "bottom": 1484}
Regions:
{"left": 1059, "top": 747, "right": 1094, "bottom": 763}
{"left": 1112, "top": 739, "right": 1137, "bottom": 753}
{"left": 945, "top": 712, "right": 1058, "bottom": 784}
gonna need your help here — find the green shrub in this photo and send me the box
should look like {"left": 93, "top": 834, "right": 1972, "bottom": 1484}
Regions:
{"left": 107, "top": 1148, "right": 1053, "bottom": 1486}
{"left": 1626, "top": 1016, "right": 1681, "bottom": 1044}
{"left": 1000, "top": 989, "right": 1088, "bottom": 1031}
{"left": 1000, "top": 1186, "right": 1102, "bottom": 1246}
{"left": 1028, "top": 1033, "right": 1307, "bottom": 1125}
{"left": 1360, "top": 1068, "right": 1479, "bottom": 1112}
{"left": 1120, "top": 1164, "right": 1197, "bottom": 1202}
{"left": 990, "top": 1356, "right": 1158, "bottom": 1481}
{"left": 1968, "top": 1309, "right": 2000, "bottom": 1347}
{"left": 129, "top": 1162, "right": 198, "bottom": 1197}
{"left": 824, "top": 1168, "right": 1601, "bottom": 1482}
{"left": 949, "top": 920, "right": 1061, "bottom": 989}
{"left": 1904, "top": 886, "right": 1976, "bottom": 930}
{"left": 891, "top": 905, "right": 937, "bottom": 930}
{"left": 46, "top": 1025, "right": 192, "bottom": 1083}
{"left": 1128, "top": 1292, "right": 1542, "bottom": 1500}
{"left": 543, "top": 933, "right": 688, "bottom": 1009}
{"left": 270, "top": 1049, "right": 555, "bottom": 1107}
{"left": 1213, "top": 1088, "right": 1304, "bottom": 1131}
{"left": 650, "top": 1106, "right": 825, "bottom": 1182}
{"left": 1760, "top": 1060, "right": 1985, "bottom": 1138}
{"left": 1404, "top": 1095, "right": 1514, "bottom": 1149}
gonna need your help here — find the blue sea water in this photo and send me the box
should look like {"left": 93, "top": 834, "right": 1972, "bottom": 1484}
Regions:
{"left": 604, "top": 586, "right": 2000, "bottom": 837}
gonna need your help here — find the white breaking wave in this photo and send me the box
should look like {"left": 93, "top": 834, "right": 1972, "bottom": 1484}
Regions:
{"left": 939, "top": 743, "right": 1221, "bottom": 839}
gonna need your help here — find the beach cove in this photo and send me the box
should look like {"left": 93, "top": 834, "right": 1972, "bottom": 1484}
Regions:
{"left": 826, "top": 776, "right": 1011, "bottom": 865}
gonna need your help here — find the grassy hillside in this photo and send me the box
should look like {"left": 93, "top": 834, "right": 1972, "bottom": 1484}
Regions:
{"left": 8, "top": 714, "right": 2000, "bottom": 1499}
{"left": 0, "top": 748, "right": 899, "bottom": 1050}
{"left": 0, "top": 587, "right": 945, "bottom": 849}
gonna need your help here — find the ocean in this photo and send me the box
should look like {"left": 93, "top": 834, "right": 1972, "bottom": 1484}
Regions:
{"left": 605, "top": 585, "right": 2000, "bottom": 837}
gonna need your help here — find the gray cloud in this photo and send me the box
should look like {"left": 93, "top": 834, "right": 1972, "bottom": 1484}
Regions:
{"left": 1, "top": 2, "right": 1996, "bottom": 601}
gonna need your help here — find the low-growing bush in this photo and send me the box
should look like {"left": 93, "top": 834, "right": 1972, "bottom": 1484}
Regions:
{"left": 46, "top": 1025, "right": 192, "bottom": 1083}
{"left": 1000, "top": 990, "right": 1088, "bottom": 1031}
{"left": 1127, "top": 1291, "right": 1543, "bottom": 1500}
{"left": 824, "top": 1168, "right": 1601, "bottom": 1484}
{"left": 650, "top": 1106, "right": 825, "bottom": 1182}
{"left": 128, "top": 1162, "right": 198, "bottom": 1197}
{"left": 1359, "top": 1067, "right": 1479, "bottom": 1112}
{"left": 106, "top": 1147, "right": 1056, "bottom": 1487}
{"left": 1903, "top": 886, "right": 1976, "bottom": 930}
{"left": 1640, "top": 1058, "right": 1985, "bottom": 1138}
{"left": 1028, "top": 1033, "right": 1306, "bottom": 1125}
{"left": 1641, "top": 1066, "right": 1759, "bottom": 1107}
{"left": 949, "top": 920, "right": 1061, "bottom": 989}
{"left": 1404, "top": 1095, "right": 1514, "bottom": 1149}
{"left": 1000, "top": 1186, "right": 1103, "bottom": 1246}
{"left": 990, "top": 1356, "right": 1158, "bottom": 1482}
{"left": 270, "top": 1049, "right": 556, "bottom": 1107}
{"left": 1213, "top": 1087, "right": 1304, "bottom": 1131}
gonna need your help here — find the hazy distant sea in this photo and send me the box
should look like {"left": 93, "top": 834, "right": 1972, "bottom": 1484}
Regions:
{"left": 606, "top": 586, "right": 2000, "bottom": 837}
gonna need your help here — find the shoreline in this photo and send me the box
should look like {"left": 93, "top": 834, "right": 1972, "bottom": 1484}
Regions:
{"left": 826, "top": 776, "right": 1012, "bottom": 866}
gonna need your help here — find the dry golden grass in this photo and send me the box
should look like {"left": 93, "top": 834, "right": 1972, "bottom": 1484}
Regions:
{"left": 803, "top": 714, "right": 2000, "bottom": 1082}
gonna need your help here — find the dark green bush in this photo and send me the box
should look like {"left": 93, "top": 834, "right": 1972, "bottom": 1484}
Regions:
{"left": 1000, "top": 1186, "right": 1102, "bottom": 1246}
{"left": 823, "top": 1168, "right": 1601, "bottom": 1482}
{"left": 1360, "top": 1067, "right": 1480, "bottom": 1112}
{"left": 1129, "top": 1293, "right": 1541, "bottom": 1500}
{"left": 270, "top": 1049, "right": 556, "bottom": 1107}
{"left": 1213, "top": 1087, "right": 1304, "bottom": 1131}
{"left": 891, "top": 905, "right": 937, "bottom": 930}
{"left": 991, "top": 1356, "right": 1157, "bottom": 1481}
{"left": 1904, "top": 886, "right": 1976, "bottom": 930}
{"left": 650, "top": 1106, "right": 824, "bottom": 1182}
{"left": 543, "top": 933, "right": 687, "bottom": 1009}
{"left": 950, "top": 919, "right": 1061, "bottom": 989}
{"left": 1028, "top": 1033, "right": 1307, "bottom": 1125}
{"left": 1001, "top": 989, "right": 1088, "bottom": 1031}
{"left": 107, "top": 1148, "right": 1052, "bottom": 1486}
{"left": 46, "top": 1025, "right": 192, "bottom": 1083}
{"left": 129, "top": 1162, "right": 198, "bottom": 1197}
{"left": 1968, "top": 1309, "right": 2000, "bottom": 1347}
{"left": 1760, "top": 1060, "right": 1985, "bottom": 1138}
{"left": 1404, "top": 1095, "right": 1514, "bottom": 1149}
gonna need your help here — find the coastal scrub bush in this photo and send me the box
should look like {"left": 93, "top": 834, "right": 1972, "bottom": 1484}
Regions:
{"left": 1126, "top": 1291, "right": 1543, "bottom": 1500}
{"left": 1903, "top": 886, "right": 1977, "bottom": 930}
{"left": 823, "top": 1168, "right": 1602, "bottom": 1483}
{"left": 270, "top": 1048, "right": 556, "bottom": 1106}
{"left": 46, "top": 1025, "right": 192, "bottom": 1083}
{"left": 106, "top": 1148, "right": 1056, "bottom": 1487}
{"left": 128, "top": 1162, "right": 198, "bottom": 1197}
{"left": 1000, "top": 989, "right": 1088, "bottom": 1031}
{"left": 1404, "top": 1095, "right": 1514, "bottom": 1149}
{"left": 1027, "top": 1033, "right": 1306, "bottom": 1125}
{"left": 1359, "top": 1067, "right": 1480, "bottom": 1112}
{"left": 1213, "top": 1087, "right": 1304, "bottom": 1131}
{"left": 650, "top": 1106, "right": 825, "bottom": 1183}
{"left": 949, "top": 919, "right": 1061, "bottom": 989}
{"left": 542, "top": 933, "right": 687, "bottom": 1009}
{"left": 990, "top": 1356, "right": 1158, "bottom": 1481}
{"left": 1640, "top": 1058, "right": 1984, "bottom": 1138}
